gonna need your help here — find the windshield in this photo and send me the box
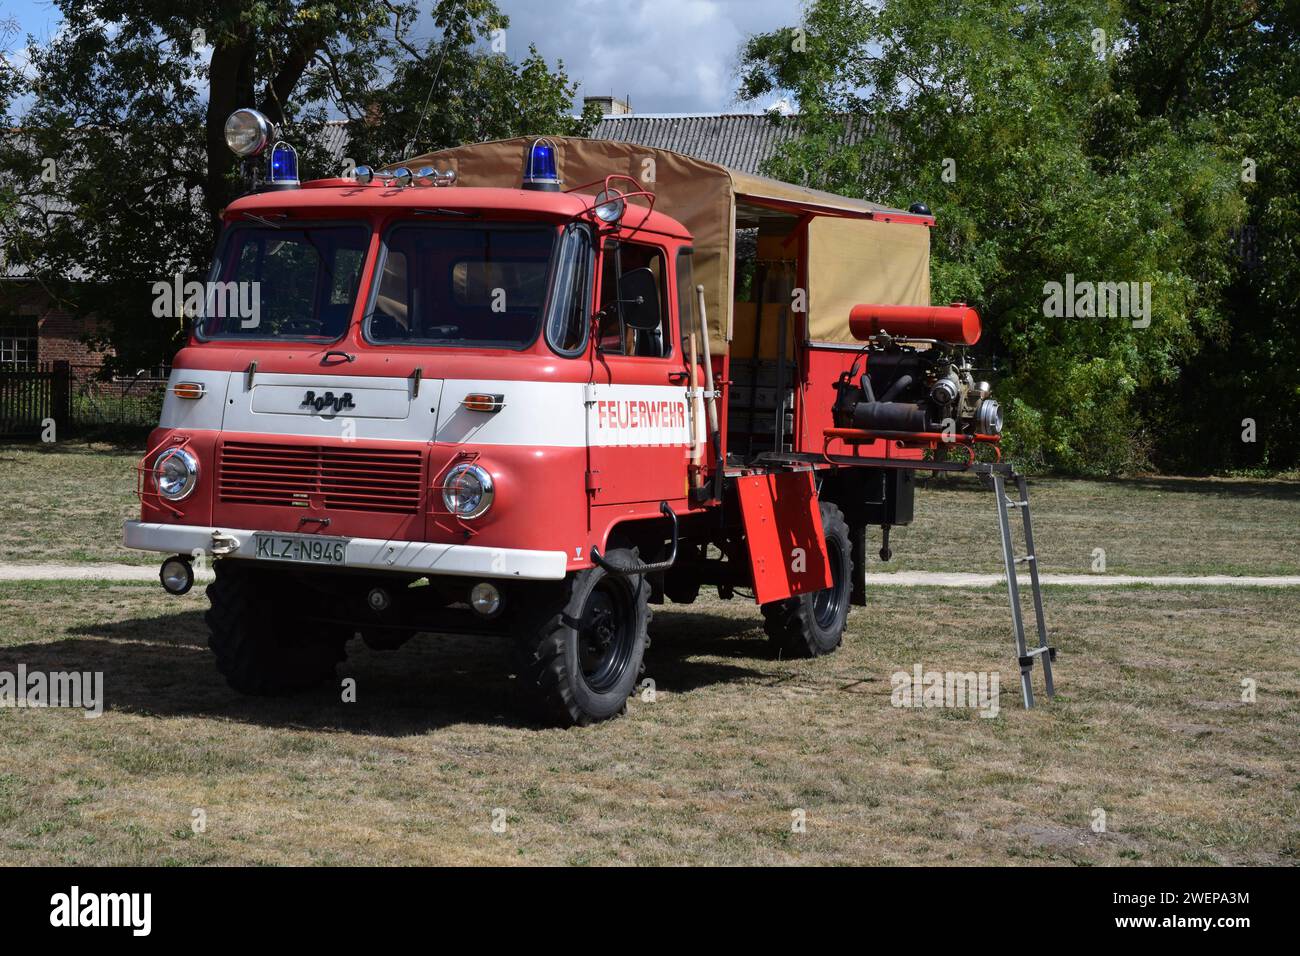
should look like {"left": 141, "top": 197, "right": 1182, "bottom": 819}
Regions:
{"left": 200, "top": 224, "right": 369, "bottom": 341}
{"left": 366, "top": 223, "right": 556, "bottom": 349}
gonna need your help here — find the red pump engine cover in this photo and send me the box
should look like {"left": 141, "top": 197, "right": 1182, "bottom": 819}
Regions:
{"left": 849, "top": 303, "right": 981, "bottom": 345}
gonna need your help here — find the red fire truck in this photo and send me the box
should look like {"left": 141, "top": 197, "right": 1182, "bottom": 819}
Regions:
{"left": 124, "top": 110, "right": 1054, "bottom": 725}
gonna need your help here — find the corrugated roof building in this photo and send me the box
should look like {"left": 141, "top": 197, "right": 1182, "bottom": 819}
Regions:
{"left": 588, "top": 112, "right": 882, "bottom": 181}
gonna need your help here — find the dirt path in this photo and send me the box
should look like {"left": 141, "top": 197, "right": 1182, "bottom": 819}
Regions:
{"left": 2, "top": 563, "right": 1299, "bottom": 587}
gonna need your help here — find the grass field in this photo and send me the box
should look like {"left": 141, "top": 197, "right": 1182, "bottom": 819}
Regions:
{"left": 1, "top": 441, "right": 1298, "bottom": 866}
{"left": 3, "top": 441, "right": 1300, "bottom": 575}
{"left": 886, "top": 473, "right": 1300, "bottom": 576}
{"left": 0, "top": 580, "right": 1296, "bottom": 865}
{"left": 0, "top": 442, "right": 154, "bottom": 565}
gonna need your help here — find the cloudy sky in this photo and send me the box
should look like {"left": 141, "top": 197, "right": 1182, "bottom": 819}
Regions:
{"left": 498, "top": 0, "right": 803, "bottom": 113}
{"left": 2, "top": 0, "right": 805, "bottom": 113}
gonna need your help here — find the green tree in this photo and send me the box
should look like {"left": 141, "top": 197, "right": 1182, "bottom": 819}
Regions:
{"left": 0, "top": 1, "right": 594, "bottom": 372}
{"left": 0, "top": 15, "right": 25, "bottom": 250}
{"left": 1113, "top": 1, "right": 1300, "bottom": 471}
{"left": 739, "top": 0, "right": 1246, "bottom": 474}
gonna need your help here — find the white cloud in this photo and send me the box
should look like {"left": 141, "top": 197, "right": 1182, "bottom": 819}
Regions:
{"left": 500, "top": 0, "right": 802, "bottom": 113}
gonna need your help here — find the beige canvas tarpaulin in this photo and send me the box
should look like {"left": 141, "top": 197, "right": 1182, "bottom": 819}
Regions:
{"left": 805, "top": 216, "right": 931, "bottom": 345}
{"left": 398, "top": 137, "right": 931, "bottom": 355}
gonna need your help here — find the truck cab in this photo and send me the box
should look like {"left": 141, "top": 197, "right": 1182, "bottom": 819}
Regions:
{"left": 127, "top": 134, "right": 718, "bottom": 724}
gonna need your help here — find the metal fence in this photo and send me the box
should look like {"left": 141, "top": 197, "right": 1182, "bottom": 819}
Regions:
{"left": 0, "top": 362, "right": 167, "bottom": 437}
{"left": 69, "top": 364, "right": 168, "bottom": 429}
{"left": 0, "top": 362, "right": 70, "bottom": 438}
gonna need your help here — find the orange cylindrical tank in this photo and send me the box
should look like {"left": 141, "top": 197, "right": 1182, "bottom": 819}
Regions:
{"left": 848, "top": 303, "right": 981, "bottom": 345}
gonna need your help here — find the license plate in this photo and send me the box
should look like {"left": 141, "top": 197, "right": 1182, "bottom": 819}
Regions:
{"left": 252, "top": 533, "right": 349, "bottom": 565}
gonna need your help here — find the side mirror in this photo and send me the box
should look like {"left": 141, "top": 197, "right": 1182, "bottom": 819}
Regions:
{"left": 619, "top": 267, "right": 661, "bottom": 331}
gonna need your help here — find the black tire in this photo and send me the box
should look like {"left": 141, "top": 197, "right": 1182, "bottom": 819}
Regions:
{"left": 761, "top": 501, "right": 853, "bottom": 657}
{"left": 205, "top": 561, "right": 349, "bottom": 695}
{"left": 514, "top": 548, "right": 651, "bottom": 726}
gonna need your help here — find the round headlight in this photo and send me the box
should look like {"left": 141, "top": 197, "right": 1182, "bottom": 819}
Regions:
{"left": 224, "top": 108, "right": 274, "bottom": 158}
{"left": 469, "top": 582, "right": 502, "bottom": 617}
{"left": 160, "top": 557, "right": 194, "bottom": 595}
{"left": 442, "top": 463, "right": 494, "bottom": 519}
{"left": 155, "top": 448, "right": 199, "bottom": 501}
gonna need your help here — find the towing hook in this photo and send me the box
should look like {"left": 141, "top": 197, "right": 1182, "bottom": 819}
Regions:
{"left": 590, "top": 501, "right": 679, "bottom": 577}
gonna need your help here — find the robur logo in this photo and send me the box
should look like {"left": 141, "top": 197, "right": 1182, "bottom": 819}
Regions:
{"left": 301, "top": 390, "right": 356, "bottom": 414}
{"left": 49, "top": 886, "right": 151, "bottom": 936}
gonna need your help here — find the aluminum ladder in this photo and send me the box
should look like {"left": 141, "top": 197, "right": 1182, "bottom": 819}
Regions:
{"left": 992, "top": 473, "right": 1056, "bottom": 708}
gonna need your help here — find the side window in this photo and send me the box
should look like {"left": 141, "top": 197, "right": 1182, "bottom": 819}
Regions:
{"left": 676, "top": 247, "right": 695, "bottom": 356}
{"left": 597, "top": 240, "right": 624, "bottom": 354}
{"left": 545, "top": 224, "right": 594, "bottom": 355}
{"left": 596, "top": 240, "right": 671, "bottom": 358}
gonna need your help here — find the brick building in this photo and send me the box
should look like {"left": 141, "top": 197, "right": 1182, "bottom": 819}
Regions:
{"left": 0, "top": 265, "right": 102, "bottom": 371}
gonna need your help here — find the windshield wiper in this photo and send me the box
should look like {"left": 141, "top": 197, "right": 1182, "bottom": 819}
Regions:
{"left": 414, "top": 207, "right": 479, "bottom": 218}
{"left": 241, "top": 212, "right": 287, "bottom": 229}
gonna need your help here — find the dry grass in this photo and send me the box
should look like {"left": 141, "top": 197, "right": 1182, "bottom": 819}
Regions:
{"left": 2, "top": 443, "right": 1297, "bottom": 865}
{"left": 0, "top": 442, "right": 150, "bottom": 565}
{"left": 884, "top": 473, "right": 1300, "bottom": 576}
{"left": 3, "top": 441, "right": 1298, "bottom": 576}
{"left": 1, "top": 580, "right": 1296, "bottom": 866}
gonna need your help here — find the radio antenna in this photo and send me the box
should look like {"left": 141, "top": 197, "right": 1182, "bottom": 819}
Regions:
{"left": 402, "top": 31, "right": 452, "bottom": 162}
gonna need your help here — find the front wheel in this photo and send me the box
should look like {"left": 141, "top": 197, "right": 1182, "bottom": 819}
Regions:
{"left": 205, "top": 561, "right": 350, "bottom": 695}
{"left": 514, "top": 549, "right": 651, "bottom": 726}
{"left": 761, "top": 501, "right": 853, "bottom": 657}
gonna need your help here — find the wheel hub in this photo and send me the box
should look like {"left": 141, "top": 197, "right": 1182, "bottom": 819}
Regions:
{"left": 577, "top": 583, "right": 634, "bottom": 694}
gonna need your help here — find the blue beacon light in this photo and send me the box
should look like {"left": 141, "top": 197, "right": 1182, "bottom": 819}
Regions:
{"left": 267, "top": 141, "right": 299, "bottom": 188}
{"left": 522, "top": 138, "right": 560, "bottom": 192}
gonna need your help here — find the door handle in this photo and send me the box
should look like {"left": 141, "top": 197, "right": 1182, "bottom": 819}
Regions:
{"left": 668, "top": 370, "right": 689, "bottom": 384}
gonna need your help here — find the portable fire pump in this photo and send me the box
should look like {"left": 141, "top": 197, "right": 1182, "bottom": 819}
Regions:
{"left": 123, "top": 111, "right": 1055, "bottom": 726}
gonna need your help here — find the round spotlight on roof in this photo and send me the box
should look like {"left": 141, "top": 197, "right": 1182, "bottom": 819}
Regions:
{"left": 593, "top": 188, "right": 626, "bottom": 224}
{"left": 353, "top": 165, "right": 374, "bottom": 185}
{"left": 391, "top": 166, "right": 413, "bottom": 187}
{"left": 224, "top": 108, "right": 275, "bottom": 157}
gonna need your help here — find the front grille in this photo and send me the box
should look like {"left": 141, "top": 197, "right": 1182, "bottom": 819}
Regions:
{"left": 218, "top": 441, "right": 424, "bottom": 514}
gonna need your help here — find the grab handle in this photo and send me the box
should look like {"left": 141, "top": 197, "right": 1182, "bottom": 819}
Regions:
{"left": 589, "top": 501, "right": 678, "bottom": 576}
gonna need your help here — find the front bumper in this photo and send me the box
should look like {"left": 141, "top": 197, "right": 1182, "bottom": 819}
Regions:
{"left": 123, "top": 520, "right": 568, "bottom": 580}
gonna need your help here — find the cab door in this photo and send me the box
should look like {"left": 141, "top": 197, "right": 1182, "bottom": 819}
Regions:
{"left": 585, "top": 238, "right": 692, "bottom": 506}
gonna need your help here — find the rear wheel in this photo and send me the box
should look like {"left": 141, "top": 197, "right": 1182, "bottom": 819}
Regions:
{"left": 514, "top": 549, "right": 650, "bottom": 726}
{"left": 761, "top": 501, "right": 853, "bottom": 657}
{"left": 205, "top": 561, "right": 349, "bottom": 695}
